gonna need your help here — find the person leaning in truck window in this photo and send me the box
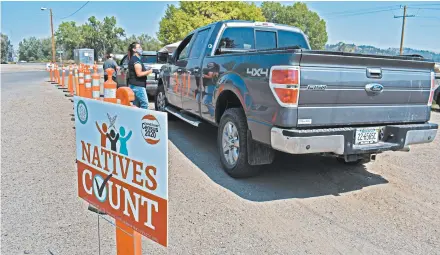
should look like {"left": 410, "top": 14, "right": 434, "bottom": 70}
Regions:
{"left": 127, "top": 42, "right": 152, "bottom": 109}
{"left": 103, "top": 53, "right": 120, "bottom": 84}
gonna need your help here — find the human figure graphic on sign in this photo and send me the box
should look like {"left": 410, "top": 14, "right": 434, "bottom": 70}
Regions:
{"left": 106, "top": 129, "right": 120, "bottom": 152}
{"left": 118, "top": 126, "right": 132, "bottom": 156}
{"left": 95, "top": 121, "right": 108, "bottom": 147}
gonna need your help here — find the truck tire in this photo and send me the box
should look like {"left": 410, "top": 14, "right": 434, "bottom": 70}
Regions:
{"left": 154, "top": 85, "right": 167, "bottom": 112}
{"left": 217, "top": 108, "right": 260, "bottom": 178}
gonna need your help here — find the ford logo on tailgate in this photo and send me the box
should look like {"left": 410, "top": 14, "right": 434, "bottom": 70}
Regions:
{"left": 365, "top": 83, "right": 384, "bottom": 94}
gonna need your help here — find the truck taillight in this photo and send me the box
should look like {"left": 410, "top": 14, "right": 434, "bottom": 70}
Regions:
{"left": 428, "top": 71, "right": 435, "bottom": 106}
{"left": 269, "top": 66, "right": 300, "bottom": 107}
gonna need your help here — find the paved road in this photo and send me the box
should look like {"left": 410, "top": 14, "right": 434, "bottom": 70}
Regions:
{"left": 2, "top": 68, "right": 440, "bottom": 254}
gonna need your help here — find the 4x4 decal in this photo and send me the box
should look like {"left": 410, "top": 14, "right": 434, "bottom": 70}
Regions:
{"left": 246, "top": 68, "right": 269, "bottom": 77}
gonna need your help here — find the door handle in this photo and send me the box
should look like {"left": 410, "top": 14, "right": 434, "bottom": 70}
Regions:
{"left": 366, "top": 67, "right": 382, "bottom": 79}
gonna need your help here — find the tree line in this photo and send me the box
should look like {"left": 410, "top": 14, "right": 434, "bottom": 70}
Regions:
{"left": 12, "top": 1, "right": 327, "bottom": 62}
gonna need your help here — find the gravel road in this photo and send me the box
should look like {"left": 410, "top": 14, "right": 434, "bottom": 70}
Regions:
{"left": 1, "top": 67, "right": 440, "bottom": 255}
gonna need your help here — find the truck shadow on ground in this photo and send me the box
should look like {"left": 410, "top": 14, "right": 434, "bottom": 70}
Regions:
{"left": 168, "top": 119, "right": 389, "bottom": 202}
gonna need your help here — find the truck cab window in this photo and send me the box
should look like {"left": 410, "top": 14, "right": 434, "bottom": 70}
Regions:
{"left": 256, "top": 30, "right": 276, "bottom": 50}
{"left": 216, "top": 27, "right": 254, "bottom": 54}
{"left": 189, "top": 28, "right": 211, "bottom": 59}
{"left": 278, "top": 30, "right": 310, "bottom": 49}
{"left": 177, "top": 35, "right": 193, "bottom": 61}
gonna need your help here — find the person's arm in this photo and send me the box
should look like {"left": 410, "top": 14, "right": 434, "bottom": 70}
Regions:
{"left": 126, "top": 131, "right": 132, "bottom": 140}
{"left": 96, "top": 122, "right": 102, "bottom": 134}
{"left": 134, "top": 63, "right": 152, "bottom": 77}
{"left": 204, "top": 72, "right": 214, "bottom": 78}
{"left": 113, "top": 60, "right": 120, "bottom": 71}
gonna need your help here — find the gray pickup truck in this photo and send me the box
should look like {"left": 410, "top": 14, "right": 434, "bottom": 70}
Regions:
{"left": 155, "top": 20, "right": 438, "bottom": 178}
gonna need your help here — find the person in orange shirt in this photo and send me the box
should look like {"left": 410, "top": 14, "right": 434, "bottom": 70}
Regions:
{"left": 96, "top": 121, "right": 108, "bottom": 147}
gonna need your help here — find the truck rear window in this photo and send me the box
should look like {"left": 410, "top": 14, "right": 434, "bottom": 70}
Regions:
{"left": 216, "top": 27, "right": 310, "bottom": 55}
{"left": 218, "top": 27, "right": 255, "bottom": 50}
{"left": 256, "top": 30, "right": 276, "bottom": 50}
{"left": 278, "top": 30, "right": 309, "bottom": 49}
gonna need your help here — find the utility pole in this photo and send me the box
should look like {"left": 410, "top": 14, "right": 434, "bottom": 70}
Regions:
{"left": 50, "top": 8, "right": 56, "bottom": 63}
{"left": 394, "top": 5, "right": 415, "bottom": 55}
{"left": 41, "top": 7, "right": 56, "bottom": 63}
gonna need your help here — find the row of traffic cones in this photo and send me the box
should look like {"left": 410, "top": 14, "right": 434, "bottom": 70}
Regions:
{"left": 47, "top": 62, "right": 127, "bottom": 105}
{"left": 48, "top": 63, "right": 117, "bottom": 103}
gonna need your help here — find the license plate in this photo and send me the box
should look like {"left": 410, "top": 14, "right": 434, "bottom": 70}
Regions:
{"left": 355, "top": 127, "right": 380, "bottom": 145}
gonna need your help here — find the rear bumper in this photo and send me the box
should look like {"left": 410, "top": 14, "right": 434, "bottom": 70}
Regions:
{"left": 271, "top": 123, "right": 438, "bottom": 155}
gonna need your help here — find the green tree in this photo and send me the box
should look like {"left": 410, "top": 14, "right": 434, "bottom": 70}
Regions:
{"left": 1, "top": 33, "right": 12, "bottom": 62}
{"left": 81, "top": 16, "right": 102, "bottom": 59}
{"left": 55, "top": 21, "right": 83, "bottom": 59}
{"left": 157, "top": 1, "right": 265, "bottom": 45}
{"left": 40, "top": 37, "right": 52, "bottom": 61}
{"left": 55, "top": 16, "right": 125, "bottom": 59}
{"left": 101, "top": 16, "right": 125, "bottom": 55}
{"left": 137, "top": 34, "right": 162, "bottom": 51}
{"left": 261, "top": 2, "right": 328, "bottom": 50}
{"left": 18, "top": 37, "right": 43, "bottom": 61}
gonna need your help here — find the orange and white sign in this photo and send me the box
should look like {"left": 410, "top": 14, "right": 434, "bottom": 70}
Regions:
{"left": 74, "top": 97, "right": 168, "bottom": 247}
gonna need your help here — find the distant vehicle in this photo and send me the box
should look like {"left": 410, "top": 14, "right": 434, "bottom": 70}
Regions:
{"left": 156, "top": 20, "right": 438, "bottom": 178}
{"left": 116, "top": 51, "right": 170, "bottom": 96}
{"left": 19, "top": 60, "right": 27, "bottom": 63}
{"left": 1, "top": 61, "right": 7, "bottom": 64}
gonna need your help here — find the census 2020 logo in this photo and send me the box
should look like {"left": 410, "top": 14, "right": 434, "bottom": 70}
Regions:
{"left": 141, "top": 114, "right": 161, "bottom": 145}
{"left": 77, "top": 100, "right": 88, "bottom": 124}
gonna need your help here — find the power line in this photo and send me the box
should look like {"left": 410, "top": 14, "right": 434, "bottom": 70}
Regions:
{"left": 406, "top": 3, "right": 440, "bottom": 7}
{"left": 408, "top": 7, "right": 440, "bottom": 10}
{"left": 326, "top": 7, "right": 401, "bottom": 18}
{"left": 320, "top": 5, "right": 400, "bottom": 16}
{"left": 416, "top": 16, "right": 440, "bottom": 20}
{"left": 58, "top": 1, "right": 90, "bottom": 20}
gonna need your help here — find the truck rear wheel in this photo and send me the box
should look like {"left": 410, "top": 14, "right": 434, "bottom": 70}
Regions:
{"left": 217, "top": 108, "right": 260, "bottom": 178}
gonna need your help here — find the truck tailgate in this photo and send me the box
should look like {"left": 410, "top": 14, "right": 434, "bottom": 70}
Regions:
{"left": 298, "top": 51, "right": 434, "bottom": 127}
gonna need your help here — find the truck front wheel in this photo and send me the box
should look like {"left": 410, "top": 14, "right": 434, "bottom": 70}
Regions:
{"left": 155, "top": 85, "right": 167, "bottom": 112}
{"left": 217, "top": 108, "right": 260, "bottom": 178}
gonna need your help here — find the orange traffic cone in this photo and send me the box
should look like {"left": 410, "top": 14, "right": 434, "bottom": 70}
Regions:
{"left": 78, "top": 66, "right": 85, "bottom": 97}
{"left": 68, "top": 65, "right": 74, "bottom": 96}
{"left": 54, "top": 64, "right": 58, "bottom": 84}
{"left": 104, "top": 68, "right": 117, "bottom": 103}
{"left": 116, "top": 87, "right": 135, "bottom": 106}
{"left": 84, "top": 65, "right": 92, "bottom": 98}
{"left": 74, "top": 65, "right": 79, "bottom": 96}
{"left": 57, "top": 65, "right": 61, "bottom": 84}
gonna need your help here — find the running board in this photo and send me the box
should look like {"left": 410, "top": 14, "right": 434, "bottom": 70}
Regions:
{"left": 165, "top": 106, "right": 201, "bottom": 127}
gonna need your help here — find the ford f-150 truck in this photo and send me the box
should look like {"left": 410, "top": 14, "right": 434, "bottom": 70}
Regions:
{"left": 155, "top": 20, "right": 438, "bottom": 178}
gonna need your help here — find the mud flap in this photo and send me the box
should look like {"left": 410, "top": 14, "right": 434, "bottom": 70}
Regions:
{"left": 247, "top": 130, "right": 275, "bottom": 165}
